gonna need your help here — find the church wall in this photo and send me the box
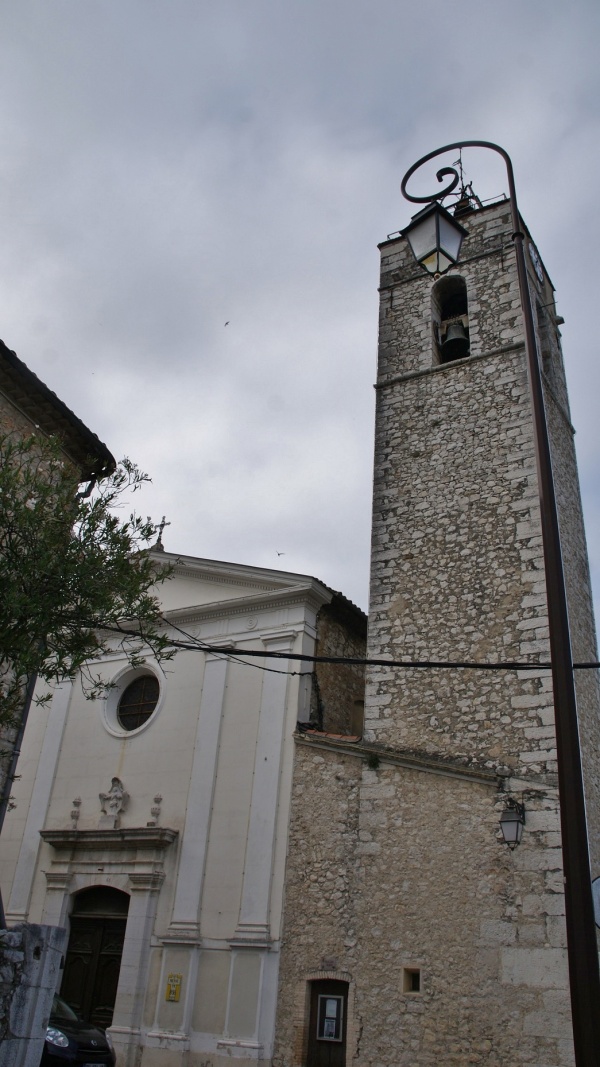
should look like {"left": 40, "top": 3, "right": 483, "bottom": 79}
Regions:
{"left": 275, "top": 741, "right": 571, "bottom": 1067}
{"left": 311, "top": 600, "right": 367, "bottom": 734}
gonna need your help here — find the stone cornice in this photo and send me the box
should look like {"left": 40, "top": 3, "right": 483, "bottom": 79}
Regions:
{"left": 374, "top": 342, "right": 575, "bottom": 437}
{"left": 375, "top": 342, "right": 525, "bottom": 391}
{"left": 295, "top": 732, "right": 504, "bottom": 786}
{"left": 40, "top": 827, "right": 178, "bottom": 851}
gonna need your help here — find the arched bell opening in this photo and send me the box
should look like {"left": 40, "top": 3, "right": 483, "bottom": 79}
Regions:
{"left": 432, "top": 275, "right": 470, "bottom": 365}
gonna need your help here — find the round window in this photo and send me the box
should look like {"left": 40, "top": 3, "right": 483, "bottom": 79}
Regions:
{"left": 117, "top": 674, "right": 160, "bottom": 732}
{"left": 101, "top": 664, "right": 164, "bottom": 738}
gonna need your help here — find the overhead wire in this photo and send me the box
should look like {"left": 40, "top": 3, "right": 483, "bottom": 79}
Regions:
{"left": 162, "top": 616, "right": 302, "bottom": 677}
{"left": 102, "top": 623, "right": 600, "bottom": 675}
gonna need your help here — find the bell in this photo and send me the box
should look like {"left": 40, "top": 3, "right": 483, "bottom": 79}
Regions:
{"left": 440, "top": 321, "right": 469, "bottom": 363}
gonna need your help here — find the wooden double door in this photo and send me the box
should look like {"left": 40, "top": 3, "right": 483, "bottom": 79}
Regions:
{"left": 60, "top": 887, "right": 129, "bottom": 1029}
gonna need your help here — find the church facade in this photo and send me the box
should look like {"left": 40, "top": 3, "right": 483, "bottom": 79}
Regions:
{"left": 272, "top": 198, "right": 600, "bottom": 1067}
{"left": 0, "top": 553, "right": 366, "bottom": 1067}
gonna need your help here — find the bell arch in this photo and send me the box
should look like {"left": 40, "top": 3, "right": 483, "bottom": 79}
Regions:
{"left": 431, "top": 275, "right": 470, "bottom": 364}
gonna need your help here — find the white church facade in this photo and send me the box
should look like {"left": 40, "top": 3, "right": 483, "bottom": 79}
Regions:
{"left": 0, "top": 553, "right": 366, "bottom": 1067}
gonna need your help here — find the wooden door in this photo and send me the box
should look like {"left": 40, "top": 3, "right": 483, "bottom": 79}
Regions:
{"left": 61, "top": 916, "right": 127, "bottom": 1028}
{"left": 306, "top": 980, "right": 348, "bottom": 1067}
{"left": 60, "top": 887, "right": 130, "bottom": 1029}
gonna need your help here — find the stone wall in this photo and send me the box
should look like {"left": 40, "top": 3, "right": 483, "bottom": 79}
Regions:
{"left": 0, "top": 388, "right": 41, "bottom": 438}
{"left": 312, "top": 597, "right": 367, "bottom": 735}
{"left": 0, "top": 922, "right": 66, "bottom": 1067}
{"left": 275, "top": 740, "right": 572, "bottom": 1067}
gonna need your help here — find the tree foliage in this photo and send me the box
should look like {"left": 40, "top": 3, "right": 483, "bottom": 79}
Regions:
{"left": 0, "top": 432, "right": 173, "bottom": 729}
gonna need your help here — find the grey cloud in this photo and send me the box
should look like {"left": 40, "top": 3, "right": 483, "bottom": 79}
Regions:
{"left": 0, "top": 1, "right": 598, "bottom": 614}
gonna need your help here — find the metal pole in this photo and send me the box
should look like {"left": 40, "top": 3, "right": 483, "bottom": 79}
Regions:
{"left": 402, "top": 141, "right": 600, "bottom": 1066}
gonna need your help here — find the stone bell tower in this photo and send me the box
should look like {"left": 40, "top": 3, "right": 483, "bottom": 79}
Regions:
{"left": 273, "top": 192, "right": 600, "bottom": 1067}
{"left": 361, "top": 193, "right": 600, "bottom": 1065}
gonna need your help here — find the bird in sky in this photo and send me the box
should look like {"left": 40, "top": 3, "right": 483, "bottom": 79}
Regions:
{"left": 224, "top": 321, "right": 230, "bottom": 326}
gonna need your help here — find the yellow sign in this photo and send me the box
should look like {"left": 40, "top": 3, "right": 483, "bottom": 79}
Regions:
{"left": 165, "top": 973, "right": 182, "bottom": 1002}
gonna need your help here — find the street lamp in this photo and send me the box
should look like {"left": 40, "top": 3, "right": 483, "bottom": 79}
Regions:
{"left": 499, "top": 798, "right": 526, "bottom": 849}
{"left": 401, "top": 141, "right": 600, "bottom": 1067}
{"left": 400, "top": 202, "right": 468, "bottom": 276}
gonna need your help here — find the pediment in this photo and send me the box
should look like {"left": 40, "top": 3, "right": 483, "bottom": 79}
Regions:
{"left": 153, "top": 551, "right": 332, "bottom": 616}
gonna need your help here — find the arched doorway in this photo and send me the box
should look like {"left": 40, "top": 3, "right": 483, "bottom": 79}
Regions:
{"left": 307, "top": 979, "right": 348, "bottom": 1067}
{"left": 60, "top": 886, "right": 130, "bottom": 1028}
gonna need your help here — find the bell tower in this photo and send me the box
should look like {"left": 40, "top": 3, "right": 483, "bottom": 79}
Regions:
{"left": 273, "top": 166, "right": 600, "bottom": 1067}
{"left": 367, "top": 182, "right": 600, "bottom": 786}
{"left": 361, "top": 185, "right": 600, "bottom": 1063}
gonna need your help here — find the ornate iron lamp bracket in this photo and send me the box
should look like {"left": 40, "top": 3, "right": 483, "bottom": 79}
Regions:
{"left": 400, "top": 140, "right": 525, "bottom": 248}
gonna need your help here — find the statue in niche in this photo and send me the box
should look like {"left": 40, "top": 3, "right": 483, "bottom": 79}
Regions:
{"left": 99, "top": 777, "right": 129, "bottom": 828}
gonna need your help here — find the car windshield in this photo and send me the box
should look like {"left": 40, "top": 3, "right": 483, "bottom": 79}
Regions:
{"left": 51, "top": 995, "right": 80, "bottom": 1022}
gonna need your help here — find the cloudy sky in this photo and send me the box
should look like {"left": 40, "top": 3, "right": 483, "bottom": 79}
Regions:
{"left": 0, "top": 2, "right": 599, "bottom": 617}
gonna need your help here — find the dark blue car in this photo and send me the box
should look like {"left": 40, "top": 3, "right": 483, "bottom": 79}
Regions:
{"left": 41, "top": 995, "right": 116, "bottom": 1066}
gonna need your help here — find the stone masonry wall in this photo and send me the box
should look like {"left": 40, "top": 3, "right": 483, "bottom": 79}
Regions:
{"left": 0, "top": 922, "right": 67, "bottom": 1067}
{"left": 0, "top": 388, "right": 42, "bottom": 438}
{"left": 275, "top": 741, "right": 572, "bottom": 1067}
{"left": 312, "top": 599, "right": 367, "bottom": 735}
{"left": 368, "top": 203, "right": 560, "bottom": 778}
{"left": 367, "top": 344, "right": 554, "bottom": 771}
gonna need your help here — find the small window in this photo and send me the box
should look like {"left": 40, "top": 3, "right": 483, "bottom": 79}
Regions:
{"left": 117, "top": 675, "right": 160, "bottom": 731}
{"left": 317, "top": 995, "right": 344, "bottom": 1041}
{"left": 402, "top": 967, "right": 421, "bottom": 993}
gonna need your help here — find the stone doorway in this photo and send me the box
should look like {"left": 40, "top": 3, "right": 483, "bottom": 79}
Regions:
{"left": 306, "top": 979, "right": 348, "bottom": 1067}
{"left": 60, "top": 886, "right": 130, "bottom": 1028}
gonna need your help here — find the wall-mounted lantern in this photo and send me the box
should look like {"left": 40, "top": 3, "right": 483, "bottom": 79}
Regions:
{"left": 499, "top": 798, "right": 526, "bottom": 849}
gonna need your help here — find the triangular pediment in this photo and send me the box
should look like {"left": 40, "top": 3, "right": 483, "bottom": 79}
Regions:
{"left": 152, "top": 551, "right": 332, "bottom": 616}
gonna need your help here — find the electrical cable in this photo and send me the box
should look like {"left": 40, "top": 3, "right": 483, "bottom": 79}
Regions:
{"left": 102, "top": 623, "right": 600, "bottom": 673}
{"left": 162, "top": 616, "right": 302, "bottom": 677}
